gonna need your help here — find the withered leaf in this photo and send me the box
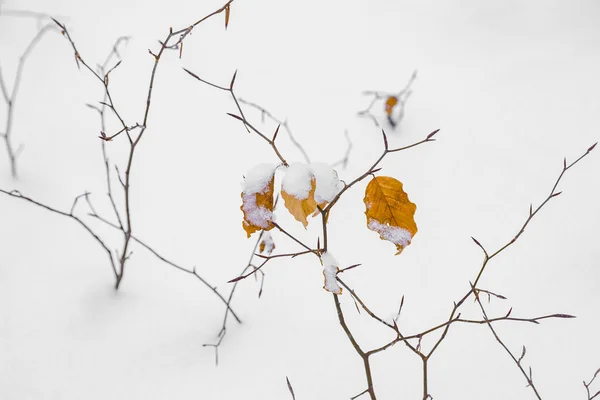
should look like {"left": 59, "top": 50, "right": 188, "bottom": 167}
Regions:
{"left": 282, "top": 178, "right": 320, "bottom": 228}
{"left": 385, "top": 96, "right": 398, "bottom": 117}
{"left": 259, "top": 231, "right": 276, "bottom": 255}
{"left": 364, "top": 176, "right": 417, "bottom": 255}
{"left": 241, "top": 175, "right": 275, "bottom": 238}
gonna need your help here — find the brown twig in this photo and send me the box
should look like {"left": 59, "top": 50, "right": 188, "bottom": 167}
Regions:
{"left": 204, "top": 227, "right": 269, "bottom": 365}
{"left": 333, "top": 293, "right": 377, "bottom": 400}
{"left": 0, "top": 189, "right": 118, "bottom": 279}
{"left": 183, "top": 69, "right": 289, "bottom": 167}
{"left": 323, "top": 128, "right": 438, "bottom": 213}
{"left": 472, "top": 283, "right": 543, "bottom": 399}
{"left": 52, "top": 0, "right": 235, "bottom": 289}
{"left": 87, "top": 211, "right": 240, "bottom": 323}
{"left": 426, "top": 143, "right": 597, "bottom": 361}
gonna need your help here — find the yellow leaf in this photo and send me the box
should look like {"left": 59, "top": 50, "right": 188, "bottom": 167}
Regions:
{"left": 385, "top": 96, "right": 398, "bottom": 117}
{"left": 364, "top": 176, "right": 417, "bottom": 255}
{"left": 241, "top": 175, "right": 275, "bottom": 238}
{"left": 282, "top": 178, "right": 320, "bottom": 228}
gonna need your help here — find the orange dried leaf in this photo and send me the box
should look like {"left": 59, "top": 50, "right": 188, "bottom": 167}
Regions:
{"left": 282, "top": 178, "right": 319, "bottom": 228}
{"left": 385, "top": 96, "right": 398, "bottom": 117}
{"left": 241, "top": 169, "right": 275, "bottom": 238}
{"left": 364, "top": 176, "right": 417, "bottom": 255}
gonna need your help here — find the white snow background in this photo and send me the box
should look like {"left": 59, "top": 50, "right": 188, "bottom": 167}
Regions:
{"left": 1, "top": 0, "right": 599, "bottom": 399}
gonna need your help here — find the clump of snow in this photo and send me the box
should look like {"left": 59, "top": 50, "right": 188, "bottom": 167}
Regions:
{"left": 241, "top": 164, "right": 276, "bottom": 230}
{"left": 281, "top": 163, "right": 313, "bottom": 199}
{"left": 368, "top": 219, "right": 413, "bottom": 248}
{"left": 241, "top": 194, "right": 272, "bottom": 228}
{"left": 311, "top": 163, "right": 343, "bottom": 204}
{"left": 260, "top": 231, "right": 275, "bottom": 255}
{"left": 242, "top": 163, "right": 277, "bottom": 195}
{"left": 281, "top": 163, "right": 343, "bottom": 203}
{"left": 321, "top": 252, "right": 342, "bottom": 294}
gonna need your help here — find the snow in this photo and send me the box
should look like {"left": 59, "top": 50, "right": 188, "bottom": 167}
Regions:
{"left": 241, "top": 193, "right": 272, "bottom": 228}
{"left": 311, "top": 162, "right": 343, "bottom": 204}
{"left": 241, "top": 164, "right": 276, "bottom": 229}
{"left": 281, "top": 162, "right": 343, "bottom": 203}
{"left": 320, "top": 252, "right": 342, "bottom": 295}
{"left": 367, "top": 219, "right": 413, "bottom": 249}
{"left": 260, "top": 231, "right": 275, "bottom": 255}
{"left": 281, "top": 163, "right": 313, "bottom": 199}
{"left": 1, "top": 1, "right": 599, "bottom": 399}
{"left": 242, "top": 163, "right": 276, "bottom": 195}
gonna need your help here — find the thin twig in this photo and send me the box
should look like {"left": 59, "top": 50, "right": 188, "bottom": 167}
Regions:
{"left": 89, "top": 212, "right": 240, "bottom": 322}
{"left": 0, "top": 189, "right": 118, "bottom": 279}
{"left": 0, "top": 21, "right": 56, "bottom": 177}
{"left": 52, "top": 0, "right": 235, "bottom": 289}
{"left": 472, "top": 284, "right": 543, "bottom": 399}
{"left": 238, "top": 98, "right": 311, "bottom": 164}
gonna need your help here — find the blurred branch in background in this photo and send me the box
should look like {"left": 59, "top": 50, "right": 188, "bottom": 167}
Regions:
{"left": 358, "top": 69, "right": 417, "bottom": 129}
{"left": 0, "top": 9, "right": 58, "bottom": 178}
{"left": 239, "top": 98, "right": 353, "bottom": 170}
{"left": 238, "top": 98, "right": 311, "bottom": 164}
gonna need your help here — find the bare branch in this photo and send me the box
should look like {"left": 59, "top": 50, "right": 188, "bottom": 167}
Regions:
{"left": 1, "top": 21, "right": 56, "bottom": 177}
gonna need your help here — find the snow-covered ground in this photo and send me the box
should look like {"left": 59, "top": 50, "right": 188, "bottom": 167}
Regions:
{"left": 1, "top": 0, "right": 599, "bottom": 399}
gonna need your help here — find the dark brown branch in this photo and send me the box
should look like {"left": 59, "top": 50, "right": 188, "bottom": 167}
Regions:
{"left": 426, "top": 144, "right": 595, "bottom": 360}
{"left": 472, "top": 285, "right": 543, "bottom": 399}
{"left": 333, "top": 294, "right": 376, "bottom": 400}
{"left": 204, "top": 226, "right": 267, "bottom": 364}
{"left": 323, "top": 128, "right": 438, "bottom": 213}
{"left": 0, "top": 188, "right": 118, "bottom": 279}
{"left": 52, "top": 0, "right": 235, "bottom": 290}
{"left": 183, "top": 69, "right": 291, "bottom": 166}
{"left": 89, "top": 212, "right": 240, "bottom": 323}
{"left": 229, "top": 247, "right": 316, "bottom": 283}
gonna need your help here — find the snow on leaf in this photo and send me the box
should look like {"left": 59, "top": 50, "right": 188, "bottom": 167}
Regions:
{"left": 280, "top": 163, "right": 342, "bottom": 227}
{"left": 281, "top": 163, "right": 313, "bottom": 199}
{"left": 282, "top": 177, "right": 319, "bottom": 228}
{"left": 364, "top": 176, "right": 417, "bottom": 255}
{"left": 259, "top": 231, "right": 275, "bottom": 255}
{"left": 321, "top": 252, "right": 342, "bottom": 294}
{"left": 385, "top": 96, "right": 398, "bottom": 117}
{"left": 311, "top": 162, "right": 343, "bottom": 204}
{"left": 241, "top": 164, "right": 276, "bottom": 238}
